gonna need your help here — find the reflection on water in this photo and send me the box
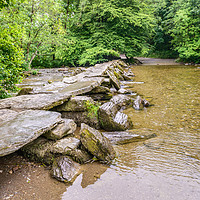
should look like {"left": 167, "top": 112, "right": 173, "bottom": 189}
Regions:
{"left": 62, "top": 65, "right": 200, "bottom": 200}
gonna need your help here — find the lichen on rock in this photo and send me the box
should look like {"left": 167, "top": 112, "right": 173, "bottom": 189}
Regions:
{"left": 80, "top": 123, "right": 116, "bottom": 163}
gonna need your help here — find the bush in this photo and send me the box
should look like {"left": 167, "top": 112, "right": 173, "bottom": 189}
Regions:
{"left": 79, "top": 47, "right": 120, "bottom": 66}
{"left": 0, "top": 25, "right": 24, "bottom": 98}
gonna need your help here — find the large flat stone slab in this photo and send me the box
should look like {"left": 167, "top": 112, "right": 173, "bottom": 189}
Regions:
{"left": 59, "top": 80, "right": 100, "bottom": 96}
{"left": 0, "top": 109, "right": 19, "bottom": 125}
{"left": 0, "top": 93, "right": 71, "bottom": 111}
{"left": 83, "top": 62, "right": 112, "bottom": 77}
{"left": 31, "top": 82, "right": 70, "bottom": 94}
{"left": 0, "top": 110, "right": 62, "bottom": 156}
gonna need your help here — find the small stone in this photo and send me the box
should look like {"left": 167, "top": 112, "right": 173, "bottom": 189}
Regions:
{"left": 51, "top": 137, "right": 80, "bottom": 154}
{"left": 118, "top": 88, "right": 131, "bottom": 94}
{"left": 43, "top": 119, "right": 77, "bottom": 140}
{"left": 51, "top": 156, "right": 80, "bottom": 183}
{"left": 12, "top": 166, "right": 20, "bottom": 172}
{"left": 133, "top": 96, "right": 144, "bottom": 110}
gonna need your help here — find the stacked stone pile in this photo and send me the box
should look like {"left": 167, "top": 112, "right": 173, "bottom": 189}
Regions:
{"left": 0, "top": 60, "right": 153, "bottom": 183}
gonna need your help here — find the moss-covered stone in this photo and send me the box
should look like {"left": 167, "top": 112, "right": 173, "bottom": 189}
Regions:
{"left": 80, "top": 123, "right": 116, "bottom": 163}
{"left": 55, "top": 96, "right": 94, "bottom": 112}
{"left": 106, "top": 69, "right": 121, "bottom": 90}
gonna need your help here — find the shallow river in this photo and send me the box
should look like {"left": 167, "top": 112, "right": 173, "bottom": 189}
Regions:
{"left": 62, "top": 65, "right": 200, "bottom": 200}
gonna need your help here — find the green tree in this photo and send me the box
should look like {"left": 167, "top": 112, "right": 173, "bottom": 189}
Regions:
{"left": 168, "top": 0, "right": 200, "bottom": 63}
{"left": 0, "top": 23, "right": 24, "bottom": 98}
{"left": 150, "top": 0, "right": 200, "bottom": 62}
{"left": 61, "top": 0, "right": 154, "bottom": 66}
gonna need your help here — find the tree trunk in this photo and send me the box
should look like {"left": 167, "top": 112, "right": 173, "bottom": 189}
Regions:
{"left": 28, "top": 42, "right": 42, "bottom": 71}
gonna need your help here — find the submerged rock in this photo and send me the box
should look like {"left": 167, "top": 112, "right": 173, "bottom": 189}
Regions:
{"left": 43, "top": 119, "right": 77, "bottom": 140}
{"left": 133, "top": 96, "right": 150, "bottom": 110}
{"left": 0, "top": 110, "right": 62, "bottom": 157}
{"left": 80, "top": 123, "right": 116, "bottom": 163}
{"left": 143, "top": 138, "right": 165, "bottom": 150}
{"left": 51, "top": 156, "right": 80, "bottom": 183}
{"left": 98, "top": 102, "right": 133, "bottom": 131}
{"left": 102, "top": 131, "right": 157, "bottom": 145}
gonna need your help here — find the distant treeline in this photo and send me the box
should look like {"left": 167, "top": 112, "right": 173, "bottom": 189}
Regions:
{"left": 0, "top": 0, "right": 199, "bottom": 98}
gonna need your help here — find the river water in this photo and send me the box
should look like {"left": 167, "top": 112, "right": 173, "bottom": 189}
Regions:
{"left": 62, "top": 65, "right": 200, "bottom": 200}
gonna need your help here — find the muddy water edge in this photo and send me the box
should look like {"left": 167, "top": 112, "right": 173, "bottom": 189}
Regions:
{"left": 0, "top": 64, "right": 200, "bottom": 200}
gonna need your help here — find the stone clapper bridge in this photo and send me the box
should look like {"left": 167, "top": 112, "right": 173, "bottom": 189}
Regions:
{"left": 0, "top": 60, "right": 155, "bottom": 183}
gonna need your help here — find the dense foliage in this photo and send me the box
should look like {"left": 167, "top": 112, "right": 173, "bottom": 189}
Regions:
{"left": 0, "top": 0, "right": 199, "bottom": 98}
{"left": 0, "top": 1, "right": 24, "bottom": 98}
{"left": 168, "top": 0, "right": 200, "bottom": 63}
{"left": 148, "top": 0, "right": 200, "bottom": 63}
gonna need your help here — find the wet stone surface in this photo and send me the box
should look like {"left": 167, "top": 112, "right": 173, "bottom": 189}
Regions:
{"left": 102, "top": 131, "right": 157, "bottom": 145}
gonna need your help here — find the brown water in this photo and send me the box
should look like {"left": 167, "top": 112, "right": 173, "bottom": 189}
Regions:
{"left": 62, "top": 65, "right": 200, "bottom": 200}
